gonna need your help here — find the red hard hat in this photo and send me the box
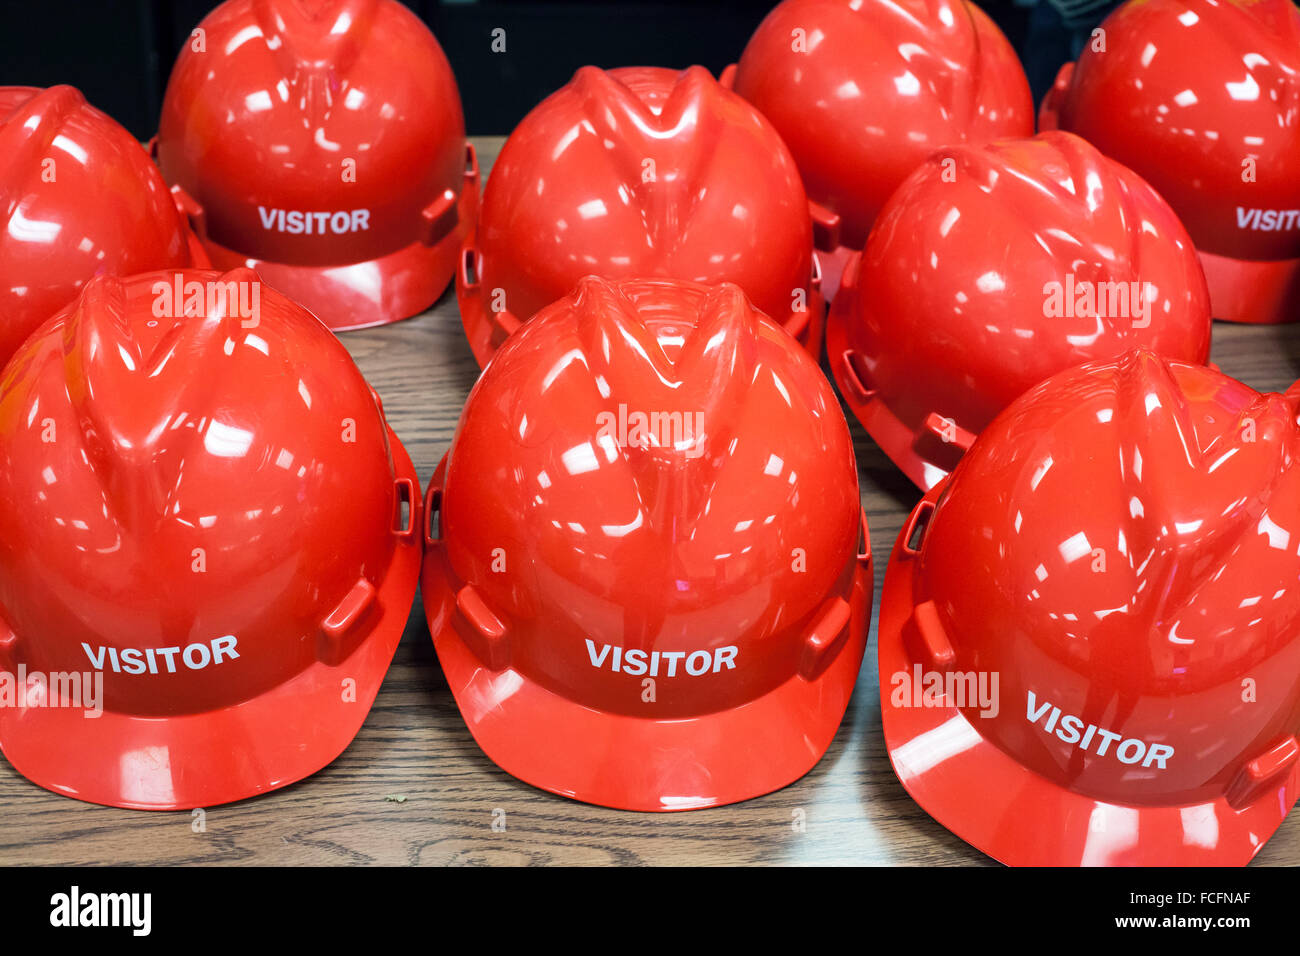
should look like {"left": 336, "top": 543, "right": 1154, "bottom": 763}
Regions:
{"left": 1040, "top": 0, "right": 1300, "bottom": 324}
{"left": 880, "top": 350, "right": 1300, "bottom": 866}
{"left": 0, "top": 85, "right": 207, "bottom": 368}
{"left": 457, "top": 66, "right": 824, "bottom": 365}
{"left": 155, "top": 0, "right": 478, "bottom": 330}
{"left": 725, "top": 0, "right": 1033, "bottom": 296}
{"left": 0, "top": 268, "right": 421, "bottom": 809}
{"left": 424, "top": 276, "right": 871, "bottom": 811}
{"left": 827, "top": 130, "right": 1213, "bottom": 491}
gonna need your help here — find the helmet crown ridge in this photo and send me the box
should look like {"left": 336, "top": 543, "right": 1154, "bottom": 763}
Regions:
{"left": 252, "top": 0, "right": 382, "bottom": 73}
{"left": 881, "top": 0, "right": 986, "bottom": 117}
{"left": 876, "top": 0, "right": 980, "bottom": 55}
{"left": 1205, "top": 0, "right": 1300, "bottom": 72}
{"left": 959, "top": 133, "right": 1149, "bottom": 278}
{"left": 59, "top": 271, "right": 253, "bottom": 532}
{"left": 1013, "top": 132, "right": 1129, "bottom": 227}
{"left": 569, "top": 67, "right": 756, "bottom": 253}
{"left": 1099, "top": 353, "right": 1300, "bottom": 593}
{"left": 0, "top": 86, "right": 89, "bottom": 194}
{"left": 572, "top": 277, "right": 758, "bottom": 389}
{"left": 520, "top": 278, "right": 812, "bottom": 528}
{"left": 1110, "top": 350, "right": 1298, "bottom": 475}
{"left": 573, "top": 280, "right": 761, "bottom": 509}
{"left": 572, "top": 64, "right": 726, "bottom": 126}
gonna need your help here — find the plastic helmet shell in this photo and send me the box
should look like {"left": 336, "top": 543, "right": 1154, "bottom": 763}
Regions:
{"left": 728, "top": 0, "right": 1033, "bottom": 291}
{"left": 0, "top": 85, "right": 206, "bottom": 368}
{"left": 0, "top": 267, "right": 421, "bottom": 809}
{"left": 458, "top": 66, "right": 822, "bottom": 364}
{"left": 879, "top": 350, "right": 1300, "bottom": 865}
{"left": 156, "top": 0, "right": 478, "bottom": 329}
{"left": 828, "top": 130, "right": 1212, "bottom": 491}
{"left": 425, "top": 276, "right": 871, "bottom": 811}
{"left": 1040, "top": 0, "right": 1300, "bottom": 323}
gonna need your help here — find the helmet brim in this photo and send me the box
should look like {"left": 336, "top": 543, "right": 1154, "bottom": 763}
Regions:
{"left": 1199, "top": 248, "right": 1300, "bottom": 325}
{"left": 428, "top": 583, "right": 869, "bottom": 813}
{"left": 826, "top": 256, "right": 952, "bottom": 492}
{"left": 0, "top": 431, "right": 422, "bottom": 811}
{"left": 422, "top": 457, "right": 871, "bottom": 812}
{"left": 878, "top": 482, "right": 1300, "bottom": 866}
{"left": 201, "top": 179, "right": 479, "bottom": 332}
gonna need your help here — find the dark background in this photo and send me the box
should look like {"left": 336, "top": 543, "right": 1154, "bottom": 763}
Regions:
{"left": 0, "top": 0, "right": 1090, "bottom": 139}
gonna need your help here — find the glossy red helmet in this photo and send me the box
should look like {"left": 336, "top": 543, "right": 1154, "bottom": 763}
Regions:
{"left": 880, "top": 350, "right": 1300, "bottom": 866}
{"left": 457, "top": 66, "right": 823, "bottom": 365}
{"left": 155, "top": 0, "right": 478, "bottom": 330}
{"left": 0, "top": 85, "right": 206, "bottom": 368}
{"left": 0, "top": 268, "right": 421, "bottom": 809}
{"left": 424, "top": 276, "right": 871, "bottom": 811}
{"left": 725, "top": 0, "right": 1033, "bottom": 296}
{"left": 828, "top": 130, "right": 1212, "bottom": 491}
{"left": 1040, "top": 0, "right": 1300, "bottom": 324}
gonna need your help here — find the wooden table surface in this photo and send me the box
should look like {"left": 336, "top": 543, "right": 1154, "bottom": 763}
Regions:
{"left": 3, "top": 136, "right": 1299, "bottom": 867}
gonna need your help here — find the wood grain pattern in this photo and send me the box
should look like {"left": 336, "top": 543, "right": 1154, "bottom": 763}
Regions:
{"left": 2, "top": 136, "right": 1298, "bottom": 866}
